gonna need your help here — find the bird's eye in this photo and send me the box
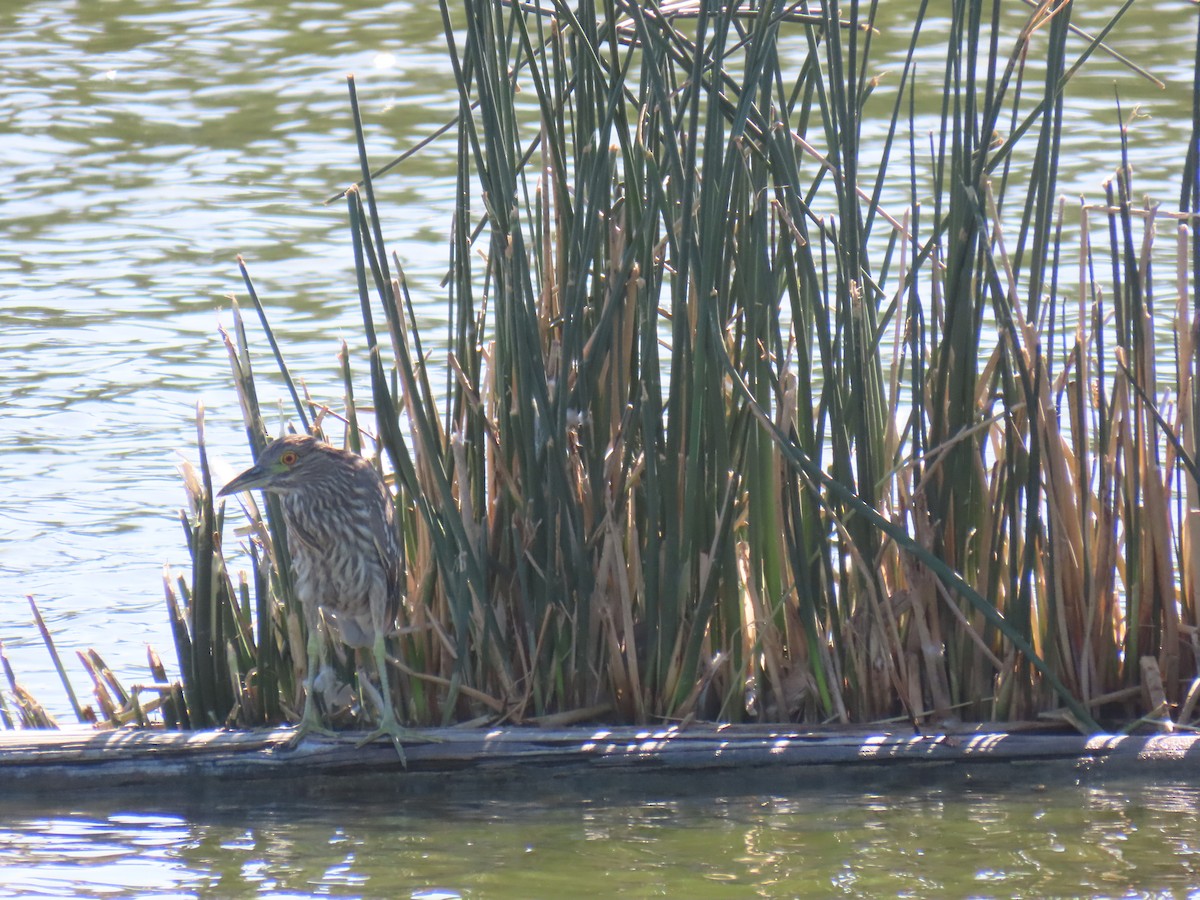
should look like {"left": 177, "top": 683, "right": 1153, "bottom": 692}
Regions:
{"left": 281, "top": 451, "right": 299, "bottom": 466}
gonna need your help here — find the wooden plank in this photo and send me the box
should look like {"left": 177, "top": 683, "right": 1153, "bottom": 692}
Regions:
{"left": 1, "top": 725, "right": 1197, "bottom": 796}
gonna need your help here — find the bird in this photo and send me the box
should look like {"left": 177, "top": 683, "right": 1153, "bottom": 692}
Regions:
{"left": 218, "top": 433, "right": 429, "bottom": 762}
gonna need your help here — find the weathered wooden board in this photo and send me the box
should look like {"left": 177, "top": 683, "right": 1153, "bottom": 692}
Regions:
{"left": 2, "top": 725, "right": 1197, "bottom": 798}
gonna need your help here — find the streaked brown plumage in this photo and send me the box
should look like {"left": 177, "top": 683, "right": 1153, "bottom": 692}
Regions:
{"left": 218, "top": 433, "right": 426, "bottom": 761}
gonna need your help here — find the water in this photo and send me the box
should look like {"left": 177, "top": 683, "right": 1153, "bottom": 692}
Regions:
{"left": 0, "top": 778, "right": 1199, "bottom": 898}
{"left": 0, "top": 1, "right": 1196, "bottom": 892}
{"left": 1, "top": 0, "right": 461, "bottom": 700}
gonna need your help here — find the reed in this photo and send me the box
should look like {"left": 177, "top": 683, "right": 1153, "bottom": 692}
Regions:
{"left": 193, "top": 0, "right": 1200, "bottom": 732}
{"left": 11, "top": 0, "right": 1188, "bottom": 734}
{"left": 0, "top": 596, "right": 179, "bottom": 730}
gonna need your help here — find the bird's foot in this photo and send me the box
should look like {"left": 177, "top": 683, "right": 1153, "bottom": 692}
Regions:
{"left": 286, "top": 701, "right": 338, "bottom": 748}
{"left": 356, "top": 712, "right": 442, "bottom": 766}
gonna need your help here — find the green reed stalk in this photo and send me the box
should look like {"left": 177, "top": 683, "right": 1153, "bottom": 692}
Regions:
{"left": 174, "top": 0, "right": 1188, "bottom": 735}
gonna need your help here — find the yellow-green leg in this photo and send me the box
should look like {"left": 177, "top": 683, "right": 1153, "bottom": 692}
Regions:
{"left": 356, "top": 631, "right": 436, "bottom": 764}
{"left": 291, "top": 623, "right": 336, "bottom": 744}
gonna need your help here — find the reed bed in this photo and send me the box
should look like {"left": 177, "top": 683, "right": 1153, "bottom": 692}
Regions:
{"left": 7, "top": 0, "right": 1196, "bottom": 734}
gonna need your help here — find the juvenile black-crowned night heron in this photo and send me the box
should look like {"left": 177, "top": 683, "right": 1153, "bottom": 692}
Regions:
{"left": 218, "top": 433, "right": 427, "bottom": 761}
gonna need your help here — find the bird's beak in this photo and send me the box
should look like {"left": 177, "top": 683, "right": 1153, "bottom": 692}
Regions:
{"left": 217, "top": 463, "right": 275, "bottom": 497}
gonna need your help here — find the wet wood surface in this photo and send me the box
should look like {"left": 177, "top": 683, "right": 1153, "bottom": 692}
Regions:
{"left": 2, "top": 724, "right": 1197, "bottom": 797}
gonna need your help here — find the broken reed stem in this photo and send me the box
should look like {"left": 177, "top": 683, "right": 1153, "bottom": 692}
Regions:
{"left": 27, "top": 595, "right": 86, "bottom": 724}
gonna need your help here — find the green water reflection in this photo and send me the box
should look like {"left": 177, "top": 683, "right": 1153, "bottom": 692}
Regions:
{"left": 0, "top": 779, "right": 1198, "bottom": 898}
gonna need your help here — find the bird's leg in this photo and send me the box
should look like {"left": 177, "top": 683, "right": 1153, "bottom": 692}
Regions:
{"left": 356, "top": 630, "right": 439, "bottom": 764}
{"left": 290, "top": 619, "right": 336, "bottom": 745}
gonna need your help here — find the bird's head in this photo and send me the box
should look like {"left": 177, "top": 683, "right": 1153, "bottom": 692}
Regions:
{"left": 217, "top": 434, "right": 331, "bottom": 497}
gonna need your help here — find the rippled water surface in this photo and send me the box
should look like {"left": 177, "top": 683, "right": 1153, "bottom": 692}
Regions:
{"left": 1, "top": 778, "right": 1200, "bottom": 898}
{"left": 1, "top": 1, "right": 1197, "bottom": 893}
{"left": 2, "top": 0, "right": 461, "bottom": 695}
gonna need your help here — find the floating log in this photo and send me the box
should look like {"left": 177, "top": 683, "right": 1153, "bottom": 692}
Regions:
{"left": 2, "top": 725, "right": 1198, "bottom": 798}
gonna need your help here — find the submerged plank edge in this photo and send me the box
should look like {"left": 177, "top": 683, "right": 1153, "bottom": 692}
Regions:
{"left": 0, "top": 726, "right": 1196, "bottom": 794}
